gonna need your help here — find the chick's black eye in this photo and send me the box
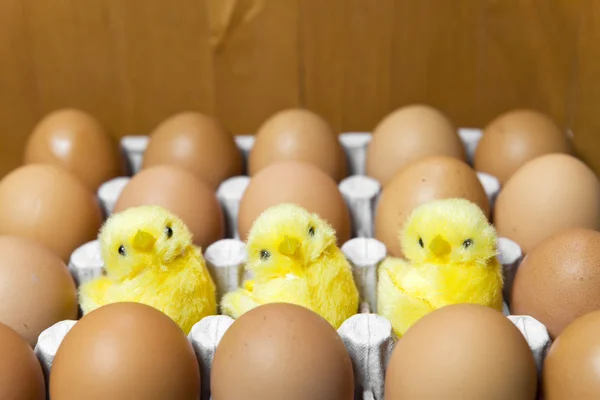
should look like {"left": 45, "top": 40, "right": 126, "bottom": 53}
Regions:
{"left": 165, "top": 226, "right": 173, "bottom": 238}
{"left": 308, "top": 226, "right": 315, "bottom": 236}
{"left": 418, "top": 237, "right": 424, "bottom": 248}
{"left": 463, "top": 239, "right": 473, "bottom": 248}
{"left": 260, "top": 250, "right": 270, "bottom": 260}
{"left": 118, "top": 245, "right": 126, "bottom": 256}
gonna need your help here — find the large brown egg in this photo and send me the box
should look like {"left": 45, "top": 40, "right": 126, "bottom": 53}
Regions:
{"left": 114, "top": 165, "right": 224, "bottom": 248}
{"left": 543, "top": 310, "right": 600, "bottom": 399}
{"left": 248, "top": 108, "right": 347, "bottom": 182}
{"left": 375, "top": 156, "right": 489, "bottom": 257}
{"left": 142, "top": 112, "right": 243, "bottom": 188}
{"left": 50, "top": 302, "right": 200, "bottom": 400}
{"left": 474, "top": 109, "right": 572, "bottom": 184}
{"left": 24, "top": 108, "right": 121, "bottom": 190}
{"left": 211, "top": 303, "right": 354, "bottom": 400}
{"left": 495, "top": 154, "right": 600, "bottom": 253}
{"left": 238, "top": 161, "right": 350, "bottom": 243}
{"left": 0, "top": 236, "right": 78, "bottom": 346}
{"left": 366, "top": 104, "right": 466, "bottom": 186}
{"left": 0, "top": 165, "right": 103, "bottom": 261}
{"left": 385, "top": 304, "right": 537, "bottom": 400}
{"left": 0, "top": 322, "right": 45, "bottom": 399}
{"left": 511, "top": 228, "right": 600, "bottom": 339}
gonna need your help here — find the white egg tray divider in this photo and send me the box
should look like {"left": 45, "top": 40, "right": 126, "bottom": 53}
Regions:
{"left": 37, "top": 129, "right": 552, "bottom": 400}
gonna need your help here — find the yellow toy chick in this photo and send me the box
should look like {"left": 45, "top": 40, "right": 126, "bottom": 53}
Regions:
{"left": 377, "top": 198, "right": 503, "bottom": 337}
{"left": 79, "top": 205, "right": 217, "bottom": 334}
{"left": 221, "top": 203, "right": 359, "bottom": 329}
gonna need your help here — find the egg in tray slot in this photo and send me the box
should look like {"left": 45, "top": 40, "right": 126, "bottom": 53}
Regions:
{"left": 0, "top": 104, "right": 595, "bottom": 399}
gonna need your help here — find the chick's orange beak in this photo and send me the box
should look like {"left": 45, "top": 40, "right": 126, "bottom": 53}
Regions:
{"left": 429, "top": 235, "right": 451, "bottom": 257}
{"left": 132, "top": 230, "right": 156, "bottom": 252}
{"left": 278, "top": 235, "right": 301, "bottom": 258}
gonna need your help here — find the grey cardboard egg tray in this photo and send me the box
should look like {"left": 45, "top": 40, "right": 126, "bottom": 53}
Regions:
{"left": 35, "top": 129, "right": 552, "bottom": 400}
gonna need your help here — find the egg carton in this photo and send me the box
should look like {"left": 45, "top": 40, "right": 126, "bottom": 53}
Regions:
{"left": 35, "top": 129, "right": 552, "bottom": 399}
{"left": 38, "top": 236, "right": 550, "bottom": 400}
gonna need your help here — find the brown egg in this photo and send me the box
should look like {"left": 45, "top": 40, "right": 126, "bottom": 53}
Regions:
{"left": 238, "top": 161, "right": 350, "bottom": 243}
{"left": 474, "top": 109, "right": 572, "bottom": 185}
{"left": 248, "top": 108, "right": 348, "bottom": 182}
{"left": 50, "top": 302, "right": 200, "bottom": 400}
{"left": 543, "top": 309, "right": 600, "bottom": 399}
{"left": 211, "top": 303, "right": 354, "bottom": 400}
{"left": 375, "top": 156, "right": 489, "bottom": 257}
{"left": 142, "top": 112, "right": 243, "bottom": 188}
{"left": 114, "top": 165, "right": 224, "bottom": 249}
{"left": 0, "top": 322, "right": 45, "bottom": 399}
{"left": 385, "top": 304, "right": 537, "bottom": 400}
{"left": 24, "top": 108, "right": 122, "bottom": 191}
{"left": 495, "top": 154, "right": 600, "bottom": 253}
{"left": 0, "top": 165, "right": 103, "bottom": 261}
{"left": 0, "top": 236, "right": 78, "bottom": 346}
{"left": 366, "top": 104, "right": 466, "bottom": 186}
{"left": 511, "top": 228, "right": 600, "bottom": 339}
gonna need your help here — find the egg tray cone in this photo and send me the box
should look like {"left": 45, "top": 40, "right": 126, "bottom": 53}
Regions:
{"left": 37, "top": 130, "right": 551, "bottom": 400}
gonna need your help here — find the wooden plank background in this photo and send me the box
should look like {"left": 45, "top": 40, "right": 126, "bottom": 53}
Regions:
{"left": 0, "top": 0, "right": 597, "bottom": 178}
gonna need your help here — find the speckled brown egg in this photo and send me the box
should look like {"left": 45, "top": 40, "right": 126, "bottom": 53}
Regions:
{"left": 375, "top": 156, "right": 489, "bottom": 258}
{"left": 142, "top": 112, "right": 243, "bottom": 188}
{"left": 543, "top": 309, "right": 600, "bottom": 399}
{"left": 50, "top": 302, "right": 200, "bottom": 400}
{"left": 511, "top": 228, "right": 600, "bottom": 339}
{"left": 114, "top": 165, "right": 224, "bottom": 249}
{"left": 238, "top": 161, "right": 350, "bottom": 243}
{"left": 248, "top": 108, "right": 348, "bottom": 182}
{"left": 474, "top": 109, "right": 572, "bottom": 185}
{"left": 0, "top": 164, "right": 103, "bottom": 261}
{"left": 211, "top": 303, "right": 354, "bottom": 400}
{"left": 24, "top": 108, "right": 122, "bottom": 191}
{"left": 0, "top": 322, "right": 45, "bottom": 399}
{"left": 495, "top": 154, "right": 600, "bottom": 253}
{"left": 366, "top": 104, "right": 466, "bottom": 186}
{"left": 0, "top": 236, "right": 78, "bottom": 346}
{"left": 385, "top": 304, "right": 537, "bottom": 400}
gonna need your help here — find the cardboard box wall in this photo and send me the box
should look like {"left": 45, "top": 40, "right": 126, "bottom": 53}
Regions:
{"left": 0, "top": 0, "right": 598, "bottom": 177}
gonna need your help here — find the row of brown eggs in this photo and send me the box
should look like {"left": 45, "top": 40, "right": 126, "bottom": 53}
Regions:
{"left": 0, "top": 300, "right": 537, "bottom": 400}
{"left": 2, "top": 286, "right": 600, "bottom": 400}
{"left": 19, "top": 104, "right": 574, "bottom": 189}
{"left": 2, "top": 277, "right": 600, "bottom": 400}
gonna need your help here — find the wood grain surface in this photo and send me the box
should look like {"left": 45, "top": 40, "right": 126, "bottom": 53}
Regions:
{"left": 0, "top": 0, "right": 596, "bottom": 177}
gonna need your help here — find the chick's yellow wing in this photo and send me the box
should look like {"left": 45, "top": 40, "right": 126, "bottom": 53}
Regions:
{"left": 221, "top": 274, "right": 312, "bottom": 319}
{"left": 307, "top": 249, "right": 359, "bottom": 329}
{"left": 377, "top": 257, "right": 436, "bottom": 338}
{"left": 120, "top": 250, "right": 218, "bottom": 334}
{"left": 79, "top": 277, "right": 116, "bottom": 314}
{"left": 220, "top": 288, "right": 260, "bottom": 319}
{"left": 427, "top": 259, "right": 504, "bottom": 311}
{"left": 252, "top": 274, "right": 312, "bottom": 308}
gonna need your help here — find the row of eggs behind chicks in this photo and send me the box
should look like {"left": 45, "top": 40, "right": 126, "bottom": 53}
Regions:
{"left": 0, "top": 105, "right": 598, "bottom": 399}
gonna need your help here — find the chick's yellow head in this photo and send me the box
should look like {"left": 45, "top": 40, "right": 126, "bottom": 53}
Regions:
{"left": 246, "top": 203, "right": 336, "bottom": 276}
{"left": 401, "top": 198, "right": 497, "bottom": 267}
{"left": 99, "top": 205, "right": 193, "bottom": 280}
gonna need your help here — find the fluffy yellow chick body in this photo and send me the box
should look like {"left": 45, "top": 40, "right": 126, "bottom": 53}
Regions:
{"left": 377, "top": 198, "right": 503, "bottom": 337}
{"left": 221, "top": 203, "right": 359, "bottom": 329}
{"left": 79, "top": 205, "right": 217, "bottom": 334}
